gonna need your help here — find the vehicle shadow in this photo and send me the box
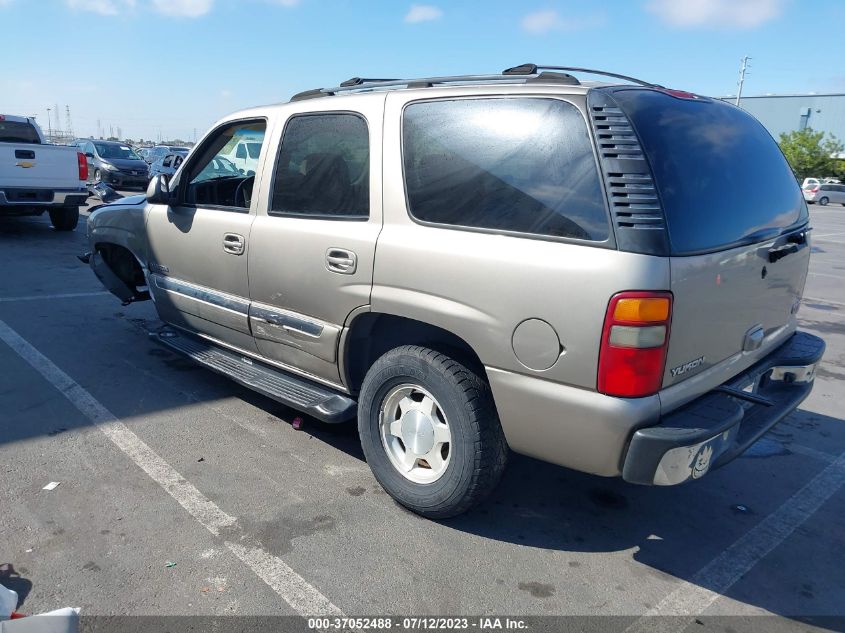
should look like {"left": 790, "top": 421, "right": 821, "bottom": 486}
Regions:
{"left": 435, "top": 406, "right": 844, "bottom": 625}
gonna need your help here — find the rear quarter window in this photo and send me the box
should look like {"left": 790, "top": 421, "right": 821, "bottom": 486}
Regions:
{"left": 402, "top": 98, "right": 610, "bottom": 242}
{"left": 0, "top": 120, "right": 41, "bottom": 144}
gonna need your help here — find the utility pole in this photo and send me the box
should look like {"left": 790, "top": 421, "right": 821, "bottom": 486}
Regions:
{"left": 46, "top": 108, "right": 52, "bottom": 141}
{"left": 736, "top": 56, "right": 750, "bottom": 107}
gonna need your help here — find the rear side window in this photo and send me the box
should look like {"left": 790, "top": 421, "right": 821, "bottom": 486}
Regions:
{"left": 0, "top": 120, "right": 41, "bottom": 144}
{"left": 270, "top": 113, "right": 369, "bottom": 219}
{"left": 612, "top": 89, "right": 807, "bottom": 254}
{"left": 402, "top": 98, "right": 609, "bottom": 242}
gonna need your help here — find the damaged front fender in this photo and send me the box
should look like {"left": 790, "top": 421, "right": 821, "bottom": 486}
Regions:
{"left": 88, "top": 251, "right": 140, "bottom": 305}
{"left": 86, "top": 195, "right": 151, "bottom": 305}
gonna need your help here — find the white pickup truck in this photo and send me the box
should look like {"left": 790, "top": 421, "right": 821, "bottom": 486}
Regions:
{"left": 0, "top": 114, "right": 89, "bottom": 230}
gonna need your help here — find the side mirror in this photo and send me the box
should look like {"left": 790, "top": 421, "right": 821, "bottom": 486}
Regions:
{"left": 146, "top": 174, "right": 173, "bottom": 205}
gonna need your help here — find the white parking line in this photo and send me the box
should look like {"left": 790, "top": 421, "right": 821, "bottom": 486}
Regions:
{"left": 0, "top": 318, "right": 344, "bottom": 618}
{"left": 624, "top": 450, "right": 845, "bottom": 631}
{"left": 788, "top": 443, "right": 837, "bottom": 464}
{"left": 808, "top": 271, "right": 844, "bottom": 280}
{"left": 0, "top": 291, "right": 110, "bottom": 303}
{"left": 803, "top": 296, "right": 845, "bottom": 308}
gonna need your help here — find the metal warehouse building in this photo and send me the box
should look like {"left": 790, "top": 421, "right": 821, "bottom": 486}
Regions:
{"left": 720, "top": 93, "right": 845, "bottom": 144}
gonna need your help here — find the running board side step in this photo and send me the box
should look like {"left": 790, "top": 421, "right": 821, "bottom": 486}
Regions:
{"left": 153, "top": 328, "right": 357, "bottom": 423}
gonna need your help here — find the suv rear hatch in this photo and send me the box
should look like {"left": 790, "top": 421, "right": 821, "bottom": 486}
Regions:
{"left": 604, "top": 88, "right": 810, "bottom": 391}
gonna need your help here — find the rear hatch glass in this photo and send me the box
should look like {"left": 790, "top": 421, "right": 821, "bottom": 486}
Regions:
{"left": 611, "top": 89, "right": 807, "bottom": 255}
{"left": 610, "top": 89, "right": 810, "bottom": 389}
{"left": 0, "top": 120, "right": 41, "bottom": 144}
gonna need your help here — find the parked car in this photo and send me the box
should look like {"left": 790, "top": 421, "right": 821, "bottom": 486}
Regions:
{"left": 218, "top": 137, "right": 262, "bottom": 175}
{"left": 140, "top": 145, "right": 189, "bottom": 165}
{"left": 85, "top": 64, "right": 824, "bottom": 518}
{"left": 148, "top": 153, "right": 185, "bottom": 179}
{"left": 801, "top": 177, "right": 821, "bottom": 189}
{"left": 72, "top": 140, "right": 149, "bottom": 189}
{"left": 804, "top": 182, "right": 845, "bottom": 205}
{"left": 0, "top": 114, "right": 87, "bottom": 230}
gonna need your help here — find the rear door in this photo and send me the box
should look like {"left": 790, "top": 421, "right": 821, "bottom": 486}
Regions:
{"left": 247, "top": 100, "right": 382, "bottom": 385}
{"left": 609, "top": 89, "right": 810, "bottom": 390}
{"left": 146, "top": 118, "right": 269, "bottom": 352}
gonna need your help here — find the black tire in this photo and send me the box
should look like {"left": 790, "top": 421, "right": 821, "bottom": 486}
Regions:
{"left": 49, "top": 207, "right": 79, "bottom": 231}
{"left": 819, "top": 196, "right": 829, "bottom": 206}
{"left": 358, "top": 345, "right": 508, "bottom": 519}
{"left": 93, "top": 169, "right": 102, "bottom": 184}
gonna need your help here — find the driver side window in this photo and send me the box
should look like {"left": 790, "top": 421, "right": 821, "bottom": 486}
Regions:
{"left": 182, "top": 120, "right": 266, "bottom": 210}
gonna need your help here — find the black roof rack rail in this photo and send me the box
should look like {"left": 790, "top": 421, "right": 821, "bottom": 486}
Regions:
{"left": 340, "top": 77, "right": 400, "bottom": 87}
{"left": 503, "top": 63, "right": 660, "bottom": 88}
{"left": 290, "top": 73, "right": 564, "bottom": 102}
{"left": 289, "top": 64, "right": 656, "bottom": 103}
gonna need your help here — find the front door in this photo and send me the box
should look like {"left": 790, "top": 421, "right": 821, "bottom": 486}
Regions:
{"left": 146, "top": 118, "right": 269, "bottom": 352}
{"left": 247, "top": 106, "right": 382, "bottom": 385}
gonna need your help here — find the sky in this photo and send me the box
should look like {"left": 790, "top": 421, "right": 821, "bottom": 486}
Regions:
{"left": 2, "top": 0, "right": 844, "bottom": 142}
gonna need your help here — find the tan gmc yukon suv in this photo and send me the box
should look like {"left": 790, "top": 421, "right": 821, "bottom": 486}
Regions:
{"left": 85, "top": 64, "right": 825, "bottom": 518}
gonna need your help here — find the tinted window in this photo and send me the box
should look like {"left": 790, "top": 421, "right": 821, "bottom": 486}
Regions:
{"left": 183, "top": 120, "right": 266, "bottom": 209}
{"left": 270, "top": 114, "right": 369, "bottom": 218}
{"left": 402, "top": 98, "right": 609, "bottom": 241}
{"left": 0, "top": 120, "right": 41, "bottom": 144}
{"left": 94, "top": 143, "right": 142, "bottom": 160}
{"left": 236, "top": 144, "right": 247, "bottom": 159}
{"left": 612, "top": 89, "right": 807, "bottom": 254}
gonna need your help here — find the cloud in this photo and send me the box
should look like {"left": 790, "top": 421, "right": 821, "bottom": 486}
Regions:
{"left": 150, "top": 0, "right": 213, "bottom": 17}
{"left": 65, "top": 0, "right": 135, "bottom": 15}
{"left": 521, "top": 9, "right": 604, "bottom": 34}
{"left": 64, "top": 0, "right": 212, "bottom": 17}
{"left": 404, "top": 4, "right": 442, "bottom": 23}
{"left": 264, "top": 0, "right": 300, "bottom": 5}
{"left": 0, "top": 0, "right": 15, "bottom": 7}
{"left": 645, "top": 0, "right": 785, "bottom": 29}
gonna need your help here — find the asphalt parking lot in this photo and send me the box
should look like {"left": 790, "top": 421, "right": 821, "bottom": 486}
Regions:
{"left": 1, "top": 194, "right": 844, "bottom": 631}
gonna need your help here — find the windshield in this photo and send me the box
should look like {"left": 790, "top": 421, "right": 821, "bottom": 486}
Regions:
{"left": 95, "top": 143, "right": 142, "bottom": 160}
{"left": 0, "top": 120, "right": 41, "bottom": 144}
{"left": 612, "top": 89, "right": 807, "bottom": 254}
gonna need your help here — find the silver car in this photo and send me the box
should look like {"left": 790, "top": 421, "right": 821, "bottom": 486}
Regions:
{"left": 803, "top": 182, "right": 845, "bottom": 205}
{"left": 85, "top": 64, "right": 824, "bottom": 518}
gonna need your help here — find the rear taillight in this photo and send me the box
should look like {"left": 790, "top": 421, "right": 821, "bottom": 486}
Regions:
{"left": 77, "top": 152, "right": 88, "bottom": 182}
{"left": 810, "top": 187, "right": 819, "bottom": 193}
{"left": 597, "top": 291, "right": 673, "bottom": 398}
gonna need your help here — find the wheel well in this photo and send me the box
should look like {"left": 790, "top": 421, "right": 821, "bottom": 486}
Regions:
{"left": 343, "top": 313, "right": 485, "bottom": 393}
{"left": 95, "top": 243, "right": 146, "bottom": 291}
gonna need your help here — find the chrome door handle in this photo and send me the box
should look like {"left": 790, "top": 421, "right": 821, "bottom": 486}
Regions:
{"left": 326, "top": 248, "right": 357, "bottom": 274}
{"left": 223, "top": 233, "right": 245, "bottom": 255}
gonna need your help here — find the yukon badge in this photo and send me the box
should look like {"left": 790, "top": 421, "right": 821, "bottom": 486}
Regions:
{"left": 670, "top": 356, "right": 705, "bottom": 377}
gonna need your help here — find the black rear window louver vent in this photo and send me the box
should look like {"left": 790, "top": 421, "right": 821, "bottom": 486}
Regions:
{"left": 588, "top": 91, "right": 670, "bottom": 256}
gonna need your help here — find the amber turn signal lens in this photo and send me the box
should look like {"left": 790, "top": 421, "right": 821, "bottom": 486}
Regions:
{"left": 613, "top": 298, "right": 670, "bottom": 323}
